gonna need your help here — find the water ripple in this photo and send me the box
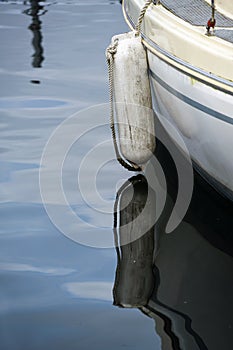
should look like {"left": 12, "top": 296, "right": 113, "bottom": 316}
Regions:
{"left": 0, "top": 98, "right": 68, "bottom": 110}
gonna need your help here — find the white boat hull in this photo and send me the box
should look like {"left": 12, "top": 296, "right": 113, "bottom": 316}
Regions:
{"left": 148, "top": 51, "right": 233, "bottom": 198}
{"left": 123, "top": 0, "right": 233, "bottom": 198}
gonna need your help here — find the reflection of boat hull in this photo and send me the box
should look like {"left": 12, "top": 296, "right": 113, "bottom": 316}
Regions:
{"left": 123, "top": 0, "right": 233, "bottom": 199}
{"left": 142, "top": 224, "right": 233, "bottom": 350}
{"left": 113, "top": 167, "right": 233, "bottom": 350}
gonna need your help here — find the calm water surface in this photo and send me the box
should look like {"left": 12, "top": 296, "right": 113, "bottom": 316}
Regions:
{"left": 0, "top": 1, "right": 233, "bottom": 349}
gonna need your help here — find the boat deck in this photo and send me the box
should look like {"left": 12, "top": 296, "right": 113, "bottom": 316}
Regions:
{"left": 159, "top": 0, "right": 233, "bottom": 43}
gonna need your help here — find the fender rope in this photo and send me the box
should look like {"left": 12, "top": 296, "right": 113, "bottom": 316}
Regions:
{"left": 135, "top": 0, "right": 153, "bottom": 36}
{"left": 206, "top": 0, "right": 216, "bottom": 35}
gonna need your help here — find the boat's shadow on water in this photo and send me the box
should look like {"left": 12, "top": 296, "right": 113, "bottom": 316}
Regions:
{"left": 112, "top": 122, "right": 233, "bottom": 350}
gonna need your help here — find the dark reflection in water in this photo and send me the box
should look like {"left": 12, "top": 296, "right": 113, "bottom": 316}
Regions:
{"left": 23, "top": 0, "right": 47, "bottom": 70}
{"left": 113, "top": 130, "right": 233, "bottom": 350}
{"left": 113, "top": 175, "right": 155, "bottom": 308}
{"left": 110, "top": 0, "right": 122, "bottom": 4}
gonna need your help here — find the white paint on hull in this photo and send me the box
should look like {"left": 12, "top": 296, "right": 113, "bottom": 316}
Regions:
{"left": 205, "top": 0, "right": 233, "bottom": 19}
{"left": 148, "top": 51, "right": 233, "bottom": 194}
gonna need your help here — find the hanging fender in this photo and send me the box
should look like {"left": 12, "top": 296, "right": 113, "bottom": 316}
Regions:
{"left": 107, "top": 31, "right": 156, "bottom": 167}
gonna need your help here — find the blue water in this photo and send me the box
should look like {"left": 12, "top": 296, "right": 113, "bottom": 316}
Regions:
{"left": 0, "top": 1, "right": 159, "bottom": 349}
{"left": 0, "top": 1, "right": 233, "bottom": 350}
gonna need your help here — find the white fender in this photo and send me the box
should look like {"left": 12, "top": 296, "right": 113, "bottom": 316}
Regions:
{"left": 111, "top": 31, "right": 155, "bottom": 165}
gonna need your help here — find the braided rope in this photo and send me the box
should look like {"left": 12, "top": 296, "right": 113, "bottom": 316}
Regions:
{"left": 206, "top": 0, "right": 216, "bottom": 34}
{"left": 135, "top": 0, "right": 153, "bottom": 36}
{"left": 211, "top": 0, "right": 215, "bottom": 22}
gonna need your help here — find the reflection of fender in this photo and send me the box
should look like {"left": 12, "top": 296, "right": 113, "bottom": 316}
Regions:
{"left": 113, "top": 175, "right": 156, "bottom": 308}
{"left": 113, "top": 121, "right": 233, "bottom": 350}
{"left": 112, "top": 176, "right": 208, "bottom": 350}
